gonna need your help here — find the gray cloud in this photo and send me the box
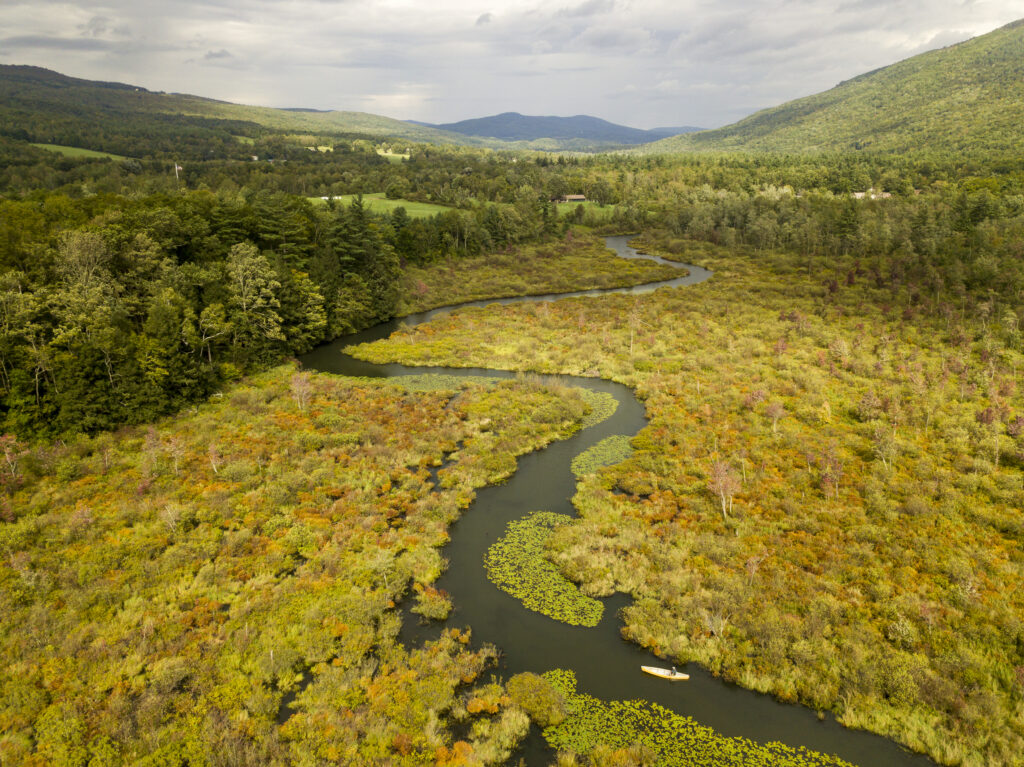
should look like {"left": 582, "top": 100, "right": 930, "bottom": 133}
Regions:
{"left": 0, "top": 0, "right": 1019, "bottom": 129}
{"left": 558, "top": 0, "right": 615, "bottom": 18}
{"left": 78, "top": 16, "right": 114, "bottom": 37}
{"left": 1, "top": 35, "right": 121, "bottom": 51}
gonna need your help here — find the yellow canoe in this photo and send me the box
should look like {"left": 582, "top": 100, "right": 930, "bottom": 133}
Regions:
{"left": 641, "top": 665, "right": 689, "bottom": 681}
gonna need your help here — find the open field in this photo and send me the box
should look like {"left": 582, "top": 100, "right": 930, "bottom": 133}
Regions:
{"left": 29, "top": 143, "right": 127, "bottom": 160}
{"left": 310, "top": 192, "right": 453, "bottom": 218}
{"left": 556, "top": 200, "right": 618, "bottom": 219}
{"left": 378, "top": 150, "right": 410, "bottom": 163}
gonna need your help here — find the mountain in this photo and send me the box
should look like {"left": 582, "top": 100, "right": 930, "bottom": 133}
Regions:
{"left": 0, "top": 65, "right": 484, "bottom": 158}
{"left": 426, "top": 112, "right": 702, "bottom": 146}
{"left": 646, "top": 18, "right": 1024, "bottom": 154}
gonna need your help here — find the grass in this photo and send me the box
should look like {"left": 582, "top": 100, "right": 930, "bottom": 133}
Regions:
{"left": 310, "top": 192, "right": 452, "bottom": 218}
{"left": 556, "top": 201, "right": 619, "bottom": 220}
{"left": 377, "top": 150, "right": 410, "bottom": 163}
{"left": 30, "top": 143, "right": 127, "bottom": 160}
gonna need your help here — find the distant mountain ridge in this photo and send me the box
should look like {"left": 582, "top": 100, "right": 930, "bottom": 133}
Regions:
{"left": 0, "top": 65, "right": 498, "bottom": 156}
{"left": 0, "top": 66, "right": 701, "bottom": 154}
{"left": 421, "top": 112, "right": 702, "bottom": 145}
{"left": 647, "top": 18, "right": 1024, "bottom": 154}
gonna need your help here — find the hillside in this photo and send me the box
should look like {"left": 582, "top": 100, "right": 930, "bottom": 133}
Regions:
{"left": 646, "top": 18, "right": 1024, "bottom": 154}
{"left": 428, "top": 112, "right": 701, "bottom": 146}
{"left": 0, "top": 65, "right": 480, "bottom": 158}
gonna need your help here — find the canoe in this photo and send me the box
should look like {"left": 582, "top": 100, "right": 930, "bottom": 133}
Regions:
{"left": 641, "top": 665, "right": 689, "bottom": 681}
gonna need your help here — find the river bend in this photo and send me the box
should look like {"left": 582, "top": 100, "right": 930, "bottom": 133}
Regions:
{"left": 300, "top": 236, "right": 931, "bottom": 766}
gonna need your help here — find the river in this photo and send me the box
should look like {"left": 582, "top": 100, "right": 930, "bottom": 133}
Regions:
{"left": 299, "top": 235, "right": 932, "bottom": 766}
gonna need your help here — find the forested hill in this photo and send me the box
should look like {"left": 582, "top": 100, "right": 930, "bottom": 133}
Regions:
{"left": 427, "top": 112, "right": 702, "bottom": 145}
{"left": 0, "top": 65, "right": 478, "bottom": 158}
{"left": 646, "top": 18, "right": 1024, "bottom": 155}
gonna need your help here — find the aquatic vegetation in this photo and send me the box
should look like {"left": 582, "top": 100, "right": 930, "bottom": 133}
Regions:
{"left": 484, "top": 512, "right": 604, "bottom": 627}
{"left": 579, "top": 390, "right": 618, "bottom": 429}
{"left": 542, "top": 669, "right": 855, "bottom": 767}
{"left": 571, "top": 434, "right": 634, "bottom": 477}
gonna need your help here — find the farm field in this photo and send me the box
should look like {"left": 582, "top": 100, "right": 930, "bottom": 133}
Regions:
{"left": 29, "top": 143, "right": 127, "bottom": 160}
{"left": 311, "top": 192, "right": 453, "bottom": 218}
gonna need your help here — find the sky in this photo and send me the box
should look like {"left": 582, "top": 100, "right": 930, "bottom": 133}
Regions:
{"left": 0, "top": 0, "right": 1020, "bottom": 129}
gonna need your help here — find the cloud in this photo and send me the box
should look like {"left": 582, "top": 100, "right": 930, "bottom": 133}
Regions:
{"left": 0, "top": 0, "right": 1020, "bottom": 129}
{"left": 558, "top": 0, "right": 615, "bottom": 18}
{"left": 78, "top": 16, "right": 114, "bottom": 38}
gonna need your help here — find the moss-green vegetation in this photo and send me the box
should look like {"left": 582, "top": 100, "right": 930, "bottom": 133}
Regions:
{"left": 29, "top": 142, "right": 127, "bottom": 160}
{"left": 0, "top": 366, "right": 591, "bottom": 764}
{"left": 397, "top": 234, "right": 680, "bottom": 314}
{"left": 571, "top": 435, "right": 634, "bottom": 477}
{"left": 485, "top": 512, "right": 604, "bottom": 627}
{"left": 351, "top": 233, "right": 1024, "bottom": 765}
{"left": 542, "top": 669, "right": 854, "bottom": 767}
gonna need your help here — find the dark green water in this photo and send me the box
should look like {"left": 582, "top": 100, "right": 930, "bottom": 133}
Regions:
{"left": 300, "top": 236, "right": 933, "bottom": 766}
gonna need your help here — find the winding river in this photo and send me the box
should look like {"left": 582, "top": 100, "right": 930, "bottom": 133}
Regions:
{"left": 300, "top": 236, "right": 932, "bottom": 766}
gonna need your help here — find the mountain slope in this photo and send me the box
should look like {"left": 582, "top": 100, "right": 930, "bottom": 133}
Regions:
{"left": 647, "top": 18, "right": 1024, "bottom": 154}
{"left": 0, "top": 65, "right": 483, "bottom": 157}
{"left": 430, "top": 112, "right": 701, "bottom": 145}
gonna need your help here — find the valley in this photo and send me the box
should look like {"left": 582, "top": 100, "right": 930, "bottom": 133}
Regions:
{"left": 2, "top": 13, "right": 1024, "bottom": 766}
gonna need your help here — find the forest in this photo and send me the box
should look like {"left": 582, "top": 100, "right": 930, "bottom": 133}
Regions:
{"left": 2, "top": 96, "right": 1024, "bottom": 766}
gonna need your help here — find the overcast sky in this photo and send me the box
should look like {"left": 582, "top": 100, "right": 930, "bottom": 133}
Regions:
{"left": 1, "top": 1, "right": 1020, "bottom": 129}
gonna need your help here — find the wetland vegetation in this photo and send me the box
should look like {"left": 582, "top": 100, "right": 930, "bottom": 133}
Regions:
{"left": 4, "top": 45, "right": 1024, "bottom": 764}
{"left": 0, "top": 367, "right": 592, "bottom": 765}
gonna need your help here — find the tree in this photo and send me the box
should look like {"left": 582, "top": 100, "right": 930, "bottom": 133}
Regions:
{"left": 225, "top": 243, "right": 284, "bottom": 360}
{"left": 709, "top": 461, "right": 740, "bottom": 521}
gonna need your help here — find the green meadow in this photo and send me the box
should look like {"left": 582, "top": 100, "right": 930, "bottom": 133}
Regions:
{"left": 30, "top": 143, "right": 127, "bottom": 160}
{"left": 310, "top": 192, "right": 452, "bottom": 218}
